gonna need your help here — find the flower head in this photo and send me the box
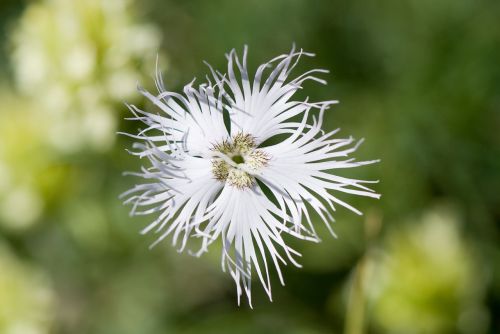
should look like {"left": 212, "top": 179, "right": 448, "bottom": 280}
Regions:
{"left": 122, "top": 46, "right": 380, "bottom": 306}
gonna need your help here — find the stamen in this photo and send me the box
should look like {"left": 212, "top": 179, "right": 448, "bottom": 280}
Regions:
{"left": 211, "top": 132, "right": 269, "bottom": 188}
{"left": 228, "top": 169, "right": 254, "bottom": 189}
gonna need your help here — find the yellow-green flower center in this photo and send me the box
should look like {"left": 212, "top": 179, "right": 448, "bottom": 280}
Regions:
{"left": 231, "top": 155, "right": 245, "bottom": 164}
{"left": 211, "top": 133, "right": 269, "bottom": 188}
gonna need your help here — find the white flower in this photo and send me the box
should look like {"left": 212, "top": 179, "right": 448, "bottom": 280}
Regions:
{"left": 122, "top": 46, "right": 380, "bottom": 306}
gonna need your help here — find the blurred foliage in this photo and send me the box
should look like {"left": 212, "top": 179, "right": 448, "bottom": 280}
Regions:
{"left": 10, "top": 0, "right": 162, "bottom": 153}
{"left": 367, "top": 205, "right": 489, "bottom": 333}
{"left": 0, "top": 0, "right": 499, "bottom": 333}
{"left": 0, "top": 242, "right": 54, "bottom": 334}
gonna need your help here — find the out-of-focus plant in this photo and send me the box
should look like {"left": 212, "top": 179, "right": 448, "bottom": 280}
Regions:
{"left": 10, "top": 0, "right": 162, "bottom": 153}
{"left": 0, "top": 91, "right": 69, "bottom": 231}
{"left": 0, "top": 242, "right": 54, "bottom": 334}
{"left": 368, "top": 205, "right": 489, "bottom": 334}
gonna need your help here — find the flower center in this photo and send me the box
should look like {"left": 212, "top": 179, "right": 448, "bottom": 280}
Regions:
{"left": 211, "top": 133, "right": 269, "bottom": 189}
{"left": 231, "top": 155, "right": 245, "bottom": 164}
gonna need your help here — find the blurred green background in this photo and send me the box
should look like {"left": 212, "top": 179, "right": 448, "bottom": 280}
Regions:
{"left": 0, "top": 0, "right": 499, "bottom": 333}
